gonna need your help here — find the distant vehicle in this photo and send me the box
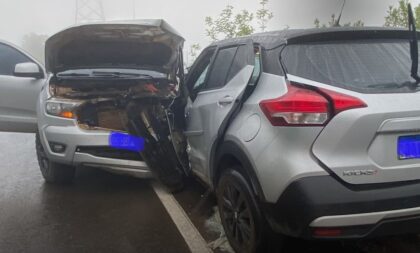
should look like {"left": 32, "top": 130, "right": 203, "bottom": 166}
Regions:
{"left": 4, "top": 21, "right": 420, "bottom": 253}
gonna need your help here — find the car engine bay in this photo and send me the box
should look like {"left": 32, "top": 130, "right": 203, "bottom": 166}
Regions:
{"left": 49, "top": 76, "right": 189, "bottom": 190}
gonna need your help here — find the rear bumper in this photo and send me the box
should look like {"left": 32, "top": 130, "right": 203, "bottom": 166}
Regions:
{"left": 263, "top": 176, "right": 420, "bottom": 239}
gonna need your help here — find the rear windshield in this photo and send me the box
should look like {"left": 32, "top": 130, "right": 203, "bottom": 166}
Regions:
{"left": 281, "top": 40, "right": 420, "bottom": 93}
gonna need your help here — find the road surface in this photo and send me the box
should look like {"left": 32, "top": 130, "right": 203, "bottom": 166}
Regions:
{"left": 1, "top": 133, "right": 420, "bottom": 253}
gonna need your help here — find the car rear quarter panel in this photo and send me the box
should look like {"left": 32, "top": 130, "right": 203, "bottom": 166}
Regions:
{"left": 224, "top": 73, "right": 328, "bottom": 203}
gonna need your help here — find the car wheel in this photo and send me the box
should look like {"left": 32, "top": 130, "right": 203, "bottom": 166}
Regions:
{"left": 217, "top": 167, "right": 269, "bottom": 253}
{"left": 35, "top": 133, "right": 75, "bottom": 184}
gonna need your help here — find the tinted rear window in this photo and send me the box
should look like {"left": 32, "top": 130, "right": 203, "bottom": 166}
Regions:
{"left": 282, "top": 40, "right": 420, "bottom": 93}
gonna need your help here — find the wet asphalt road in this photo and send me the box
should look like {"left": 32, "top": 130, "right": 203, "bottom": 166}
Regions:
{"left": 0, "top": 133, "right": 190, "bottom": 253}
{"left": 3, "top": 133, "right": 420, "bottom": 253}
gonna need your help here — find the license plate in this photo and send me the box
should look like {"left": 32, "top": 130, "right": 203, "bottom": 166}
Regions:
{"left": 109, "top": 132, "right": 145, "bottom": 152}
{"left": 398, "top": 135, "right": 420, "bottom": 160}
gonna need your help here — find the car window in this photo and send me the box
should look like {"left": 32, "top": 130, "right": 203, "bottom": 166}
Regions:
{"left": 193, "top": 65, "right": 209, "bottom": 91}
{"left": 282, "top": 40, "right": 420, "bottom": 94}
{"left": 206, "top": 46, "right": 238, "bottom": 90}
{"left": 0, "top": 43, "right": 32, "bottom": 76}
{"left": 226, "top": 45, "right": 249, "bottom": 83}
{"left": 250, "top": 47, "right": 262, "bottom": 85}
{"left": 187, "top": 47, "right": 216, "bottom": 99}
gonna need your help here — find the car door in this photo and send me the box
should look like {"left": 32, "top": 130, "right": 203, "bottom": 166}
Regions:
{"left": 0, "top": 41, "right": 46, "bottom": 133}
{"left": 185, "top": 40, "right": 255, "bottom": 181}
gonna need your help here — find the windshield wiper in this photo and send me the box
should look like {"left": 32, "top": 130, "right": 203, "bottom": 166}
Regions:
{"left": 57, "top": 71, "right": 155, "bottom": 80}
{"left": 56, "top": 72, "right": 90, "bottom": 78}
{"left": 91, "top": 71, "right": 154, "bottom": 79}
{"left": 408, "top": 4, "right": 420, "bottom": 85}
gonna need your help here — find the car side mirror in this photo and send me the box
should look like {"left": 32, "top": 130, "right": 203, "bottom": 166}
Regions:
{"left": 14, "top": 62, "right": 44, "bottom": 79}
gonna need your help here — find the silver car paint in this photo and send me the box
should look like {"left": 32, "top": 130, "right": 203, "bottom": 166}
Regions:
{"left": 36, "top": 77, "right": 152, "bottom": 178}
{"left": 34, "top": 20, "right": 185, "bottom": 178}
{"left": 185, "top": 66, "right": 255, "bottom": 180}
{"left": 287, "top": 74, "right": 420, "bottom": 185}
{"left": 222, "top": 73, "right": 328, "bottom": 202}
{"left": 0, "top": 40, "right": 46, "bottom": 133}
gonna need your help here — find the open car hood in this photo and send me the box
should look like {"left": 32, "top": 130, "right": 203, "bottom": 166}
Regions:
{"left": 45, "top": 19, "right": 184, "bottom": 74}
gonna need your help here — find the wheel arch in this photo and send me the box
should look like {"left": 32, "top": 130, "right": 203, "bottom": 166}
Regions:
{"left": 211, "top": 140, "right": 266, "bottom": 202}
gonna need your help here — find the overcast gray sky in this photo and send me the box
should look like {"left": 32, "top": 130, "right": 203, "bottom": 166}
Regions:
{"left": 0, "top": 0, "right": 419, "bottom": 50}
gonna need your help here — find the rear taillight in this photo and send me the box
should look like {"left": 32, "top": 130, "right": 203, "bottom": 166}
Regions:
{"left": 259, "top": 84, "right": 329, "bottom": 126}
{"left": 319, "top": 88, "right": 367, "bottom": 114}
{"left": 259, "top": 82, "right": 366, "bottom": 127}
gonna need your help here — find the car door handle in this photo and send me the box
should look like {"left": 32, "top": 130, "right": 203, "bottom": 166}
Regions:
{"left": 218, "top": 96, "right": 234, "bottom": 107}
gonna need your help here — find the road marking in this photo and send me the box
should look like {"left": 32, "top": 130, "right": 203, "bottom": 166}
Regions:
{"left": 152, "top": 181, "right": 213, "bottom": 253}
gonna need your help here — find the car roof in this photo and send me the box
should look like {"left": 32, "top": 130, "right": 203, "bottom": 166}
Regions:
{"left": 210, "top": 27, "right": 415, "bottom": 49}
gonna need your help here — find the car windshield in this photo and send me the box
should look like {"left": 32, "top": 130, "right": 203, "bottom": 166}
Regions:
{"left": 281, "top": 40, "right": 420, "bottom": 93}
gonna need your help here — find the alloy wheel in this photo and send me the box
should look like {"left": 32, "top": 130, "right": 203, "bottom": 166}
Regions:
{"left": 220, "top": 180, "right": 256, "bottom": 250}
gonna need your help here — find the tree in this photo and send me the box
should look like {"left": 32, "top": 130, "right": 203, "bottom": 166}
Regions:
{"left": 205, "top": 0, "right": 273, "bottom": 41}
{"left": 314, "top": 18, "right": 322, "bottom": 28}
{"left": 384, "top": 0, "right": 420, "bottom": 27}
{"left": 205, "top": 5, "right": 254, "bottom": 41}
{"left": 256, "top": 0, "right": 274, "bottom": 32}
{"left": 21, "top": 33, "right": 48, "bottom": 64}
{"left": 314, "top": 14, "right": 364, "bottom": 28}
{"left": 189, "top": 43, "right": 201, "bottom": 60}
{"left": 351, "top": 20, "right": 365, "bottom": 27}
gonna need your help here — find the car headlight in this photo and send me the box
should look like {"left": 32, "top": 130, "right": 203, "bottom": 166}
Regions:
{"left": 45, "top": 101, "right": 80, "bottom": 119}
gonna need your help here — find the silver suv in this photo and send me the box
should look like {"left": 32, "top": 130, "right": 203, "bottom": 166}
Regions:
{"left": 3, "top": 24, "right": 420, "bottom": 252}
{"left": 174, "top": 28, "right": 420, "bottom": 252}
{"left": 36, "top": 20, "right": 186, "bottom": 183}
{"left": 0, "top": 20, "right": 185, "bottom": 183}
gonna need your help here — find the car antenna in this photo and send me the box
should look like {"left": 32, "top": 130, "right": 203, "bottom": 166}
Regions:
{"left": 334, "top": 0, "right": 346, "bottom": 27}
{"left": 408, "top": 3, "right": 420, "bottom": 84}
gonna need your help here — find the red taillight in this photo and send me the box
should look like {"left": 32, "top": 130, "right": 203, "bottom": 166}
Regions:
{"left": 320, "top": 88, "right": 367, "bottom": 114}
{"left": 259, "top": 82, "right": 367, "bottom": 127}
{"left": 259, "top": 84, "right": 329, "bottom": 126}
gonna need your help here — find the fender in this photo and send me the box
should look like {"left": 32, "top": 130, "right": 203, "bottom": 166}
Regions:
{"left": 212, "top": 140, "right": 266, "bottom": 202}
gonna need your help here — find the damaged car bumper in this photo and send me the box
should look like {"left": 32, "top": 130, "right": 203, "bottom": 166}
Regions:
{"left": 36, "top": 20, "right": 187, "bottom": 181}
{"left": 37, "top": 102, "right": 152, "bottom": 178}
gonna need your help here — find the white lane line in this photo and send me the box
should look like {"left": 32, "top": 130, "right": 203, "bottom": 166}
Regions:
{"left": 152, "top": 181, "right": 213, "bottom": 253}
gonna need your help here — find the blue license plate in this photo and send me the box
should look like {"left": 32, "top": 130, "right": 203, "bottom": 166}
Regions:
{"left": 398, "top": 135, "right": 420, "bottom": 160}
{"left": 109, "top": 132, "right": 145, "bottom": 152}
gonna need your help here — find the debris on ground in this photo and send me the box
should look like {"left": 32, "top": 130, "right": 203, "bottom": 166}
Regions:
{"left": 205, "top": 207, "right": 234, "bottom": 253}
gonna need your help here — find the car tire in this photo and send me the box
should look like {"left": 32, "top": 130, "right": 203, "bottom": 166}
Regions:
{"left": 35, "top": 133, "right": 75, "bottom": 184}
{"left": 217, "top": 167, "right": 281, "bottom": 253}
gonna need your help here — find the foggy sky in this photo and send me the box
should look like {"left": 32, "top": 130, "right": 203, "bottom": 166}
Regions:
{"left": 0, "top": 0, "right": 419, "bottom": 51}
